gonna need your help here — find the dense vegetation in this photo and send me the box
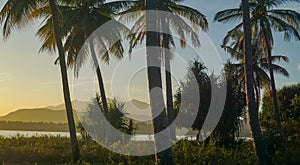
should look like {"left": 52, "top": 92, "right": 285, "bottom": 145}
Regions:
{"left": 261, "top": 83, "right": 300, "bottom": 139}
{"left": 0, "top": 121, "right": 69, "bottom": 132}
{"left": 174, "top": 60, "right": 246, "bottom": 145}
{"left": 0, "top": 135, "right": 300, "bottom": 165}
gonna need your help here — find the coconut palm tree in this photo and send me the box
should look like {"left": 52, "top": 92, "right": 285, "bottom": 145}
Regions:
{"left": 157, "top": 0, "right": 208, "bottom": 141}
{"left": 33, "top": 0, "right": 133, "bottom": 142}
{"left": 48, "top": 0, "right": 81, "bottom": 161}
{"left": 241, "top": 0, "right": 269, "bottom": 163}
{"left": 120, "top": 0, "right": 207, "bottom": 163}
{"left": 121, "top": 0, "right": 208, "bottom": 142}
{"left": 214, "top": 0, "right": 300, "bottom": 142}
{"left": 65, "top": 0, "right": 132, "bottom": 143}
{"left": 125, "top": 0, "right": 179, "bottom": 163}
{"left": 35, "top": 0, "right": 132, "bottom": 117}
{"left": 144, "top": 0, "right": 173, "bottom": 163}
{"left": 146, "top": 0, "right": 175, "bottom": 163}
{"left": 222, "top": 37, "right": 289, "bottom": 110}
{"left": 0, "top": 0, "right": 80, "bottom": 161}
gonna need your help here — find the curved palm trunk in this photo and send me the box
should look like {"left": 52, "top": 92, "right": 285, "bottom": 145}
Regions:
{"left": 266, "top": 46, "right": 286, "bottom": 143}
{"left": 88, "top": 38, "right": 112, "bottom": 141}
{"left": 162, "top": 19, "right": 176, "bottom": 141}
{"left": 49, "top": 0, "right": 80, "bottom": 162}
{"left": 145, "top": 0, "right": 174, "bottom": 164}
{"left": 241, "top": 0, "right": 269, "bottom": 164}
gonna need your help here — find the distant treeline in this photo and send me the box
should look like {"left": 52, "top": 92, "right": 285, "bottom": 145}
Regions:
{"left": 0, "top": 121, "right": 153, "bottom": 134}
{"left": 0, "top": 121, "right": 68, "bottom": 132}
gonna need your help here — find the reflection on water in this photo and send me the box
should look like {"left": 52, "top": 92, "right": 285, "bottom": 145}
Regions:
{"left": 0, "top": 130, "right": 197, "bottom": 141}
{"left": 0, "top": 130, "right": 251, "bottom": 141}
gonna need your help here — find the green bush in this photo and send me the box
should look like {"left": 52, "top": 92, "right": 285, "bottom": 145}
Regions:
{"left": 173, "top": 139, "right": 256, "bottom": 165}
{"left": 0, "top": 136, "right": 299, "bottom": 164}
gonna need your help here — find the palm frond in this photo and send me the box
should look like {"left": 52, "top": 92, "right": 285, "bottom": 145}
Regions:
{"left": 269, "top": 9, "right": 300, "bottom": 28}
{"left": 168, "top": 13, "right": 200, "bottom": 47}
{"left": 267, "top": 14, "right": 300, "bottom": 41}
{"left": 254, "top": 66, "right": 271, "bottom": 89}
{"left": 261, "top": 63, "right": 289, "bottom": 78}
{"left": 269, "top": 0, "right": 300, "bottom": 7}
{"left": 221, "top": 45, "right": 243, "bottom": 60}
{"left": 223, "top": 22, "right": 243, "bottom": 46}
{"left": 271, "top": 55, "right": 289, "bottom": 63}
{"left": 214, "top": 8, "right": 242, "bottom": 23}
{"left": 0, "top": 0, "right": 42, "bottom": 39}
{"left": 98, "top": 0, "right": 135, "bottom": 14}
{"left": 171, "top": 4, "right": 208, "bottom": 31}
{"left": 37, "top": 16, "right": 57, "bottom": 53}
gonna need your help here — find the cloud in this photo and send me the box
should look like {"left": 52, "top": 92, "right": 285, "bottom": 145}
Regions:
{"left": 0, "top": 73, "right": 13, "bottom": 82}
{"left": 298, "top": 64, "right": 300, "bottom": 71}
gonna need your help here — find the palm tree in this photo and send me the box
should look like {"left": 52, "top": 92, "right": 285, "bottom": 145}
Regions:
{"left": 48, "top": 0, "right": 80, "bottom": 161}
{"left": 121, "top": 0, "right": 208, "bottom": 142}
{"left": 222, "top": 39, "right": 289, "bottom": 110}
{"left": 36, "top": 0, "right": 132, "bottom": 116}
{"left": 242, "top": 0, "right": 269, "bottom": 163}
{"left": 62, "top": 0, "right": 132, "bottom": 141}
{"left": 215, "top": 0, "right": 300, "bottom": 142}
{"left": 34, "top": 0, "right": 133, "bottom": 142}
{"left": 144, "top": 0, "right": 174, "bottom": 163}
{"left": 120, "top": 0, "right": 207, "bottom": 163}
{"left": 117, "top": 0, "right": 172, "bottom": 162}
{"left": 158, "top": 0, "right": 208, "bottom": 141}
{"left": 0, "top": 0, "right": 80, "bottom": 162}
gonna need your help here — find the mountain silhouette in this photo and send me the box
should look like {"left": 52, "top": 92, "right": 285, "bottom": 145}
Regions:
{"left": 0, "top": 99, "right": 151, "bottom": 123}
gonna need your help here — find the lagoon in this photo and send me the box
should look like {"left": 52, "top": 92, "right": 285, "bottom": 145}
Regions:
{"left": 0, "top": 130, "right": 251, "bottom": 141}
{"left": 0, "top": 130, "right": 198, "bottom": 141}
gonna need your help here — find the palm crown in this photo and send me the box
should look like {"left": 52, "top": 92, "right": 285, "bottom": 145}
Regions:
{"left": 215, "top": 0, "right": 300, "bottom": 51}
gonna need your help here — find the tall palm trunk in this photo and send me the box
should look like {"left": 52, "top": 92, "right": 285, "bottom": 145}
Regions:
{"left": 88, "top": 38, "right": 112, "bottom": 141}
{"left": 49, "top": 0, "right": 80, "bottom": 162}
{"left": 145, "top": 0, "right": 174, "bottom": 164}
{"left": 266, "top": 44, "right": 286, "bottom": 143}
{"left": 162, "top": 19, "right": 176, "bottom": 141}
{"left": 241, "top": 0, "right": 269, "bottom": 164}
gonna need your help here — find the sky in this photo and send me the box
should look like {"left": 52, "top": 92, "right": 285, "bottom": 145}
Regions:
{"left": 0, "top": 0, "right": 300, "bottom": 116}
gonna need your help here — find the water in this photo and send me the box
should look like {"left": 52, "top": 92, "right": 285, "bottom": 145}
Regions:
{"left": 0, "top": 130, "right": 197, "bottom": 141}
{"left": 0, "top": 130, "right": 251, "bottom": 142}
{"left": 0, "top": 130, "right": 71, "bottom": 137}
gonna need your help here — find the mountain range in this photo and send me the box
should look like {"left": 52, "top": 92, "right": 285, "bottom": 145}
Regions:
{"left": 0, "top": 99, "right": 151, "bottom": 123}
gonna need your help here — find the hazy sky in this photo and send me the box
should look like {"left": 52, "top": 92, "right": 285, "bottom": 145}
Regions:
{"left": 0, "top": 0, "right": 300, "bottom": 116}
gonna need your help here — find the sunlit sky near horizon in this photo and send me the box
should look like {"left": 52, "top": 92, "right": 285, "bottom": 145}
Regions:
{"left": 0, "top": 0, "right": 300, "bottom": 116}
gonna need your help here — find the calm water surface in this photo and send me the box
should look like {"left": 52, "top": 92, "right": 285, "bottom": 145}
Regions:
{"left": 0, "top": 130, "right": 197, "bottom": 141}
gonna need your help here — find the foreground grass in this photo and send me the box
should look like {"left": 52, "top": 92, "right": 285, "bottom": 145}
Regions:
{"left": 0, "top": 136, "right": 299, "bottom": 164}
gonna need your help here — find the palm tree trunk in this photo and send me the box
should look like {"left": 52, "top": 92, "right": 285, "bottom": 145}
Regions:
{"left": 49, "top": 0, "right": 80, "bottom": 162}
{"left": 162, "top": 19, "right": 176, "bottom": 141}
{"left": 88, "top": 38, "right": 112, "bottom": 141}
{"left": 145, "top": 0, "right": 174, "bottom": 164}
{"left": 266, "top": 46, "right": 286, "bottom": 143}
{"left": 241, "top": 0, "right": 269, "bottom": 164}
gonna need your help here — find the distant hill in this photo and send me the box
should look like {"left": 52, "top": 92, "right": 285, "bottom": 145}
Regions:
{"left": 0, "top": 99, "right": 151, "bottom": 123}
{"left": 123, "top": 99, "right": 151, "bottom": 121}
{"left": 0, "top": 99, "right": 153, "bottom": 133}
{"left": 0, "top": 108, "right": 79, "bottom": 123}
{"left": 46, "top": 100, "right": 89, "bottom": 112}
